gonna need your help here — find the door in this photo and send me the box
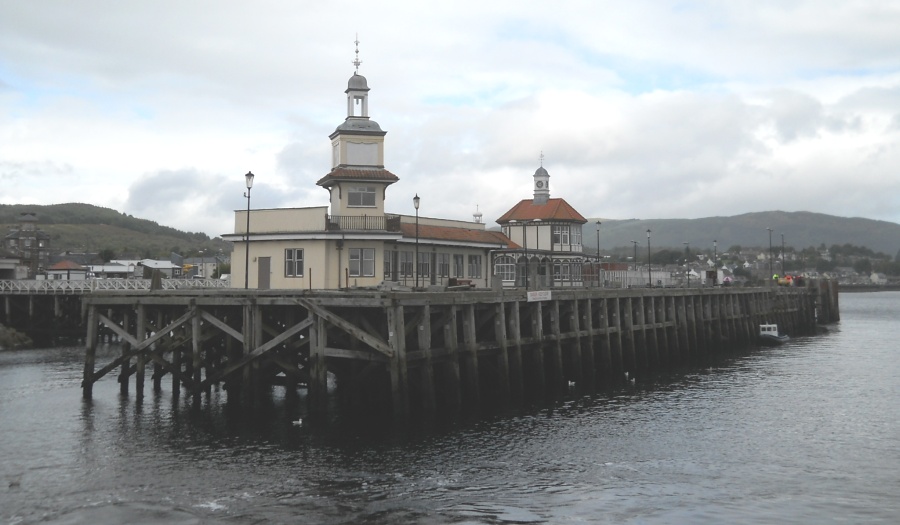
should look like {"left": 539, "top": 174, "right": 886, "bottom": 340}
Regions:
{"left": 258, "top": 257, "right": 271, "bottom": 290}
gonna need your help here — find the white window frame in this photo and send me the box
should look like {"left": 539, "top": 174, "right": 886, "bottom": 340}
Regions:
{"left": 468, "top": 255, "right": 482, "bottom": 278}
{"left": 494, "top": 255, "right": 516, "bottom": 282}
{"left": 400, "top": 251, "right": 414, "bottom": 277}
{"left": 347, "top": 186, "right": 376, "bottom": 207}
{"left": 284, "top": 248, "right": 304, "bottom": 277}
{"left": 552, "top": 225, "right": 569, "bottom": 246}
{"left": 349, "top": 248, "right": 375, "bottom": 277}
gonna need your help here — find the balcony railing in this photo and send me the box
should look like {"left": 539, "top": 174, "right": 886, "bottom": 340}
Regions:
{"left": 326, "top": 214, "right": 402, "bottom": 232}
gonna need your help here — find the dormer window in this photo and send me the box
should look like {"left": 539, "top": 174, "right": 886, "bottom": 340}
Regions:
{"left": 348, "top": 186, "right": 376, "bottom": 207}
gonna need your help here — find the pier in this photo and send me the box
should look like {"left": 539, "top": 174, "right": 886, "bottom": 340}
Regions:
{"left": 70, "top": 281, "right": 839, "bottom": 419}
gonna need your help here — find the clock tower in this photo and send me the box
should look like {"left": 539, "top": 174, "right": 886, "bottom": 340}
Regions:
{"left": 316, "top": 38, "right": 398, "bottom": 216}
{"left": 533, "top": 153, "right": 550, "bottom": 205}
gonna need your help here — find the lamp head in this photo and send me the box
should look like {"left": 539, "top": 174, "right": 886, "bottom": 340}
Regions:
{"left": 413, "top": 194, "right": 420, "bottom": 210}
{"left": 245, "top": 171, "right": 255, "bottom": 190}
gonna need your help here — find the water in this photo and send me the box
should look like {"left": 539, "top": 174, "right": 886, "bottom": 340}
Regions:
{"left": 2, "top": 292, "right": 898, "bottom": 524}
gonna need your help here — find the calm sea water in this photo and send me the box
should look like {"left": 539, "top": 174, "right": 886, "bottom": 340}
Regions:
{"left": 1, "top": 292, "right": 898, "bottom": 524}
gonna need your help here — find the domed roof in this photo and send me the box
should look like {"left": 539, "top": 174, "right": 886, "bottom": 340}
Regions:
{"left": 334, "top": 118, "right": 383, "bottom": 133}
{"left": 534, "top": 166, "right": 549, "bottom": 177}
{"left": 347, "top": 73, "right": 369, "bottom": 91}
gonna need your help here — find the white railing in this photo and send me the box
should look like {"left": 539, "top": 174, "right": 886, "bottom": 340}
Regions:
{"left": 0, "top": 278, "right": 231, "bottom": 294}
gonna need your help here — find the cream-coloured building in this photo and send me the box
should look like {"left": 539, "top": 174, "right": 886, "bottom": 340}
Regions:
{"left": 224, "top": 67, "right": 512, "bottom": 290}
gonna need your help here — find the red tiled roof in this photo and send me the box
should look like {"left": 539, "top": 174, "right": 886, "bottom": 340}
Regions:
{"left": 399, "top": 223, "right": 513, "bottom": 247}
{"left": 316, "top": 167, "right": 400, "bottom": 186}
{"left": 48, "top": 260, "right": 85, "bottom": 271}
{"left": 495, "top": 198, "right": 587, "bottom": 224}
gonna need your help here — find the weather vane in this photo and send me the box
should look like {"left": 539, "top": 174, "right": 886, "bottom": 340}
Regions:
{"left": 539, "top": 151, "right": 544, "bottom": 167}
{"left": 353, "top": 34, "right": 362, "bottom": 73}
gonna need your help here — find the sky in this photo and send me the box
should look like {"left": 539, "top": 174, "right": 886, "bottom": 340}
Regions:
{"left": 1, "top": 1, "right": 899, "bottom": 239}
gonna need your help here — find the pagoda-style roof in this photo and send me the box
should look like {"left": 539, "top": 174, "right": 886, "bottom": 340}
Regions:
{"left": 496, "top": 198, "right": 587, "bottom": 224}
{"left": 316, "top": 167, "right": 399, "bottom": 187}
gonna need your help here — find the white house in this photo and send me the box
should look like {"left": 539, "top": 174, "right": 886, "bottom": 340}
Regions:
{"left": 46, "top": 260, "right": 88, "bottom": 280}
{"left": 223, "top": 63, "right": 513, "bottom": 290}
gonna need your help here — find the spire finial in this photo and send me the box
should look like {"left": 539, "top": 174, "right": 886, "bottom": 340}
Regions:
{"left": 539, "top": 151, "right": 544, "bottom": 167}
{"left": 352, "top": 34, "right": 362, "bottom": 73}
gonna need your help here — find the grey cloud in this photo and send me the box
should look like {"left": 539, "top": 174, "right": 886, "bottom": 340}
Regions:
{"left": 767, "top": 90, "right": 823, "bottom": 142}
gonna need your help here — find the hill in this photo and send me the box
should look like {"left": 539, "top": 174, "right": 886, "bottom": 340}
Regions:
{"left": 3, "top": 204, "right": 898, "bottom": 262}
{"left": 0, "top": 203, "right": 230, "bottom": 259}
{"left": 583, "top": 211, "right": 900, "bottom": 256}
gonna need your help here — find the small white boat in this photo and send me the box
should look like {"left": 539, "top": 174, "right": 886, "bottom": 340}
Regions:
{"left": 759, "top": 324, "right": 790, "bottom": 346}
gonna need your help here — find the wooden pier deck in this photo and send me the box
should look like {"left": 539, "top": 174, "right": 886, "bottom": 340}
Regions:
{"left": 77, "top": 281, "right": 838, "bottom": 419}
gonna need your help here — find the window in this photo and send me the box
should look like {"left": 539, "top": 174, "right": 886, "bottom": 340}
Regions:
{"left": 417, "top": 251, "right": 430, "bottom": 277}
{"left": 349, "top": 248, "right": 375, "bottom": 277}
{"left": 284, "top": 248, "right": 304, "bottom": 277}
{"left": 494, "top": 256, "right": 516, "bottom": 281}
{"left": 453, "top": 254, "right": 465, "bottom": 277}
{"left": 399, "top": 251, "right": 414, "bottom": 277}
{"left": 348, "top": 186, "right": 376, "bottom": 207}
{"left": 552, "top": 225, "right": 569, "bottom": 246}
{"left": 468, "top": 255, "right": 482, "bottom": 278}
{"left": 383, "top": 250, "right": 395, "bottom": 278}
{"left": 436, "top": 253, "right": 450, "bottom": 277}
{"left": 554, "top": 261, "right": 571, "bottom": 280}
{"left": 571, "top": 227, "right": 582, "bottom": 249}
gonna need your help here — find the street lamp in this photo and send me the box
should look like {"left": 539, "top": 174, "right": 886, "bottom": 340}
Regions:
{"left": 767, "top": 227, "right": 774, "bottom": 280}
{"left": 683, "top": 241, "right": 690, "bottom": 287}
{"left": 646, "top": 229, "right": 652, "bottom": 287}
{"left": 596, "top": 221, "right": 601, "bottom": 286}
{"left": 713, "top": 239, "right": 718, "bottom": 286}
{"left": 243, "top": 171, "right": 254, "bottom": 289}
{"left": 414, "top": 194, "right": 420, "bottom": 288}
{"left": 630, "top": 240, "right": 638, "bottom": 272}
{"left": 781, "top": 233, "right": 786, "bottom": 277}
{"left": 523, "top": 220, "right": 529, "bottom": 291}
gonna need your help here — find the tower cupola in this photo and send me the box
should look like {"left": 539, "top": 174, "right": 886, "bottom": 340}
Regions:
{"left": 533, "top": 153, "right": 550, "bottom": 205}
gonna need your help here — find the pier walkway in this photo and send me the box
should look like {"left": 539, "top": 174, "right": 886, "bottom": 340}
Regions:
{"left": 73, "top": 281, "right": 838, "bottom": 419}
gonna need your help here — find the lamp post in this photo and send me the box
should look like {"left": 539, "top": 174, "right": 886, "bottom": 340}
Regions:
{"left": 596, "top": 221, "right": 601, "bottom": 286}
{"left": 781, "top": 233, "right": 785, "bottom": 277}
{"left": 646, "top": 229, "right": 652, "bottom": 287}
{"left": 683, "top": 241, "right": 690, "bottom": 287}
{"left": 523, "top": 220, "right": 529, "bottom": 291}
{"left": 630, "top": 240, "right": 637, "bottom": 272}
{"left": 243, "top": 171, "right": 254, "bottom": 289}
{"left": 713, "top": 239, "right": 718, "bottom": 286}
{"left": 414, "top": 194, "right": 420, "bottom": 288}
{"left": 767, "top": 227, "right": 774, "bottom": 280}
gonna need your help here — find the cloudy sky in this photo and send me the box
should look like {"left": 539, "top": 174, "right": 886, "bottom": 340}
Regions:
{"left": 2, "top": 1, "right": 899, "bottom": 238}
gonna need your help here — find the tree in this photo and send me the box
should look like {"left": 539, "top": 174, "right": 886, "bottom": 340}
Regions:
{"left": 853, "top": 258, "right": 872, "bottom": 275}
{"left": 650, "top": 249, "right": 680, "bottom": 265}
{"left": 98, "top": 248, "right": 116, "bottom": 262}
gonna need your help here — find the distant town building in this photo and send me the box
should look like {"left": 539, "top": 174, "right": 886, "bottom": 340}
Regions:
{"left": 47, "top": 260, "right": 88, "bottom": 281}
{"left": 3, "top": 212, "right": 50, "bottom": 278}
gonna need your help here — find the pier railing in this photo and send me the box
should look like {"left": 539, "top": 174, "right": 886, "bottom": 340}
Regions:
{"left": 325, "top": 214, "right": 402, "bottom": 232}
{"left": 0, "top": 278, "right": 229, "bottom": 294}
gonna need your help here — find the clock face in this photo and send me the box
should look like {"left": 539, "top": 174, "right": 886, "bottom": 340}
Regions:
{"left": 536, "top": 181, "right": 544, "bottom": 188}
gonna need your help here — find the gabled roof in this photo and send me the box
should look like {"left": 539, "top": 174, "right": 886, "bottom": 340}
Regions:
{"left": 399, "top": 223, "right": 513, "bottom": 247}
{"left": 316, "top": 167, "right": 399, "bottom": 187}
{"left": 48, "top": 260, "right": 85, "bottom": 271}
{"left": 496, "top": 198, "right": 587, "bottom": 224}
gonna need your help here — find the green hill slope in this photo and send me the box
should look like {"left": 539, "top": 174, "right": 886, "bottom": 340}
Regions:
{"left": 584, "top": 211, "right": 900, "bottom": 255}
{"left": 0, "top": 203, "right": 229, "bottom": 259}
